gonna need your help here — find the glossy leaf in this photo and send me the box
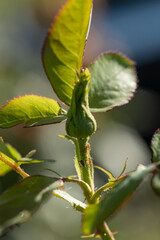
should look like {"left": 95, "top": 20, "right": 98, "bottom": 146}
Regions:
{"left": 88, "top": 53, "right": 137, "bottom": 112}
{"left": 0, "top": 176, "right": 63, "bottom": 236}
{"left": 42, "top": 0, "right": 93, "bottom": 105}
{"left": 151, "top": 129, "right": 160, "bottom": 162}
{"left": 53, "top": 189, "right": 86, "bottom": 212}
{"left": 0, "top": 95, "right": 67, "bottom": 128}
{"left": 83, "top": 164, "right": 154, "bottom": 234}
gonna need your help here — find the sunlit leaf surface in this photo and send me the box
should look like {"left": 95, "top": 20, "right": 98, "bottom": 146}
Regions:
{"left": 42, "top": 0, "right": 93, "bottom": 105}
{"left": 0, "top": 95, "right": 66, "bottom": 128}
{"left": 88, "top": 53, "right": 137, "bottom": 112}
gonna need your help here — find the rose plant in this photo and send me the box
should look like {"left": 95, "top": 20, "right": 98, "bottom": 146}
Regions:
{"left": 0, "top": 0, "right": 160, "bottom": 239}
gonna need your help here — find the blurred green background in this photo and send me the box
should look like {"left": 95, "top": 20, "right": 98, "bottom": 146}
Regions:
{"left": 0, "top": 0, "right": 160, "bottom": 239}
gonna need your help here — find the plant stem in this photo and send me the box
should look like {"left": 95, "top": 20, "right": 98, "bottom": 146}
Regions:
{"left": 0, "top": 153, "right": 29, "bottom": 178}
{"left": 76, "top": 138, "right": 94, "bottom": 197}
{"left": 98, "top": 222, "right": 116, "bottom": 240}
{"left": 72, "top": 136, "right": 115, "bottom": 240}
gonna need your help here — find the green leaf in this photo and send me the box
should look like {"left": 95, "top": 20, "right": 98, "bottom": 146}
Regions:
{"left": 25, "top": 149, "right": 37, "bottom": 158}
{"left": 0, "top": 152, "right": 19, "bottom": 176}
{"left": 0, "top": 137, "right": 21, "bottom": 176}
{"left": 88, "top": 53, "right": 137, "bottom": 112}
{"left": 0, "top": 95, "right": 67, "bottom": 128}
{"left": 151, "top": 173, "right": 160, "bottom": 196}
{"left": 0, "top": 153, "right": 50, "bottom": 176}
{"left": 16, "top": 158, "right": 43, "bottom": 165}
{"left": 17, "top": 158, "right": 56, "bottom": 165}
{"left": 63, "top": 177, "right": 92, "bottom": 202}
{"left": 81, "top": 234, "right": 100, "bottom": 239}
{"left": 83, "top": 164, "right": 154, "bottom": 234}
{"left": 89, "top": 166, "right": 116, "bottom": 203}
{"left": 0, "top": 138, "right": 22, "bottom": 176}
{"left": 53, "top": 189, "right": 86, "bottom": 212}
{"left": 94, "top": 165, "right": 115, "bottom": 182}
{"left": 0, "top": 137, "right": 21, "bottom": 161}
{"left": 42, "top": 0, "right": 93, "bottom": 105}
{"left": 21, "top": 150, "right": 55, "bottom": 164}
{"left": 0, "top": 138, "right": 46, "bottom": 176}
{"left": 90, "top": 182, "right": 116, "bottom": 204}
{"left": 0, "top": 176, "right": 63, "bottom": 236}
{"left": 151, "top": 129, "right": 160, "bottom": 162}
{"left": 5, "top": 143, "right": 22, "bottom": 161}
{"left": 0, "top": 153, "right": 41, "bottom": 177}
{"left": 117, "top": 160, "right": 127, "bottom": 178}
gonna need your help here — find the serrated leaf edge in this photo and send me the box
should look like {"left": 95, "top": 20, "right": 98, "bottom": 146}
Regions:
{"left": 88, "top": 51, "right": 138, "bottom": 112}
